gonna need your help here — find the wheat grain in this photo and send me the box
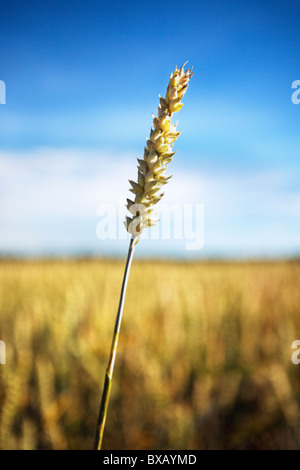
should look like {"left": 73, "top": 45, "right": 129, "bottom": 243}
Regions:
{"left": 125, "top": 63, "right": 193, "bottom": 238}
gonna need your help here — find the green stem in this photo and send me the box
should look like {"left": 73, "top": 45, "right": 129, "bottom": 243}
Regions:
{"left": 94, "top": 237, "right": 136, "bottom": 450}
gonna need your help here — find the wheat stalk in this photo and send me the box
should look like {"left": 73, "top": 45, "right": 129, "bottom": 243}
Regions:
{"left": 94, "top": 63, "right": 193, "bottom": 450}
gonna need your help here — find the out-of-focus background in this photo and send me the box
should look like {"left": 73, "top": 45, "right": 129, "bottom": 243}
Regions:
{"left": 0, "top": 0, "right": 300, "bottom": 450}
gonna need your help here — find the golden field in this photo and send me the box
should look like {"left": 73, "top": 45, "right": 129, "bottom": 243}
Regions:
{"left": 0, "top": 259, "right": 300, "bottom": 450}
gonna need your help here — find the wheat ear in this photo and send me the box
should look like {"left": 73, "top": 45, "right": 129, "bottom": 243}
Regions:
{"left": 125, "top": 63, "right": 193, "bottom": 238}
{"left": 93, "top": 63, "right": 193, "bottom": 450}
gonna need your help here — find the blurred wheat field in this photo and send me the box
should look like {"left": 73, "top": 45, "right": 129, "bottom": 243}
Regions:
{"left": 0, "top": 259, "right": 300, "bottom": 450}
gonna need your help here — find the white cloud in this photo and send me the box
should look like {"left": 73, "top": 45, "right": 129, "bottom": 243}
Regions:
{"left": 0, "top": 148, "right": 299, "bottom": 257}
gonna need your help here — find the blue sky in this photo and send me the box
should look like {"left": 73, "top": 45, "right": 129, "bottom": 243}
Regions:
{"left": 0, "top": 0, "right": 299, "bottom": 258}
